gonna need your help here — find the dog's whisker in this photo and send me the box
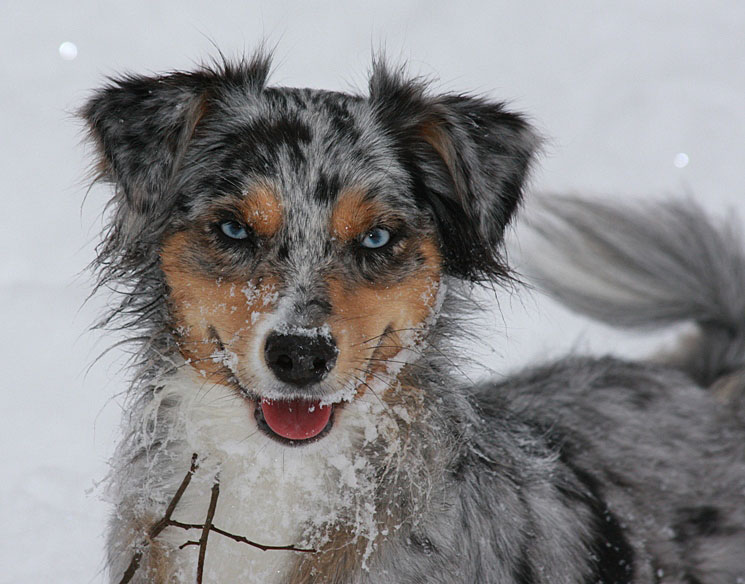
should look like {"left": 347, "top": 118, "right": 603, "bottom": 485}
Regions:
{"left": 351, "top": 366, "right": 402, "bottom": 393}
{"left": 352, "top": 326, "right": 428, "bottom": 347}
{"left": 348, "top": 370, "right": 392, "bottom": 414}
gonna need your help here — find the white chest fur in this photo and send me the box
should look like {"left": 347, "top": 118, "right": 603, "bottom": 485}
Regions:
{"left": 119, "top": 367, "right": 384, "bottom": 583}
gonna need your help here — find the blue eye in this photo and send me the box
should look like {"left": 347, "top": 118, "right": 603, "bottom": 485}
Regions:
{"left": 220, "top": 220, "right": 249, "bottom": 240}
{"left": 361, "top": 227, "right": 391, "bottom": 249}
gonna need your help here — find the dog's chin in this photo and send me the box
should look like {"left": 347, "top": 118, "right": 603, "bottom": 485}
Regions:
{"left": 253, "top": 399, "right": 336, "bottom": 446}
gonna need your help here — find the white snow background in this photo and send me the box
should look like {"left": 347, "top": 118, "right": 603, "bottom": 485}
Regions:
{"left": 1, "top": 1, "right": 744, "bottom": 582}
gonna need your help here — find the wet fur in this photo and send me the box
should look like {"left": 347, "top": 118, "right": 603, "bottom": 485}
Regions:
{"left": 84, "top": 53, "right": 745, "bottom": 583}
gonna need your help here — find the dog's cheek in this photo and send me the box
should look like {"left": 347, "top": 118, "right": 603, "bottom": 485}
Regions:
{"left": 326, "top": 237, "right": 442, "bottom": 390}
{"left": 160, "top": 232, "right": 280, "bottom": 379}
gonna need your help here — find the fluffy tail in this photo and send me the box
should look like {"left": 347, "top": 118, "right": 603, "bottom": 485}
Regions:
{"left": 521, "top": 194, "right": 745, "bottom": 390}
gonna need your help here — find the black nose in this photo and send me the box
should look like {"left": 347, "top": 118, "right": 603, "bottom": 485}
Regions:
{"left": 264, "top": 331, "right": 338, "bottom": 386}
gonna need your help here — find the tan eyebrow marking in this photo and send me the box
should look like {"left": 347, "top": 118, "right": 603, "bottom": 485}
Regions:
{"left": 330, "top": 189, "right": 388, "bottom": 243}
{"left": 239, "top": 184, "right": 283, "bottom": 237}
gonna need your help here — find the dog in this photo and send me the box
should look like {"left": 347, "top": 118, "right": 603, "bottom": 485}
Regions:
{"left": 83, "top": 53, "right": 745, "bottom": 583}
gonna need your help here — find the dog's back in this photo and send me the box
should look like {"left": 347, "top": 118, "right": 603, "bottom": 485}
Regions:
{"left": 492, "top": 196, "right": 745, "bottom": 582}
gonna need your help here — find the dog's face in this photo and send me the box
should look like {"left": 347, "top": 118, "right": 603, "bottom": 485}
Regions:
{"left": 83, "top": 55, "right": 537, "bottom": 445}
{"left": 157, "top": 109, "right": 444, "bottom": 441}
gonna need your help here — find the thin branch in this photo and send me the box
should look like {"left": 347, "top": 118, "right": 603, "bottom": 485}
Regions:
{"left": 117, "top": 548, "right": 143, "bottom": 584}
{"left": 150, "top": 453, "right": 200, "bottom": 538}
{"left": 196, "top": 475, "right": 220, "bottom": 583}
{"left": 117, "top": 452, "right": 316, "bottom": 584}
{"left": 169, "top": 521, "right": 316, "bottom": 553}
{"left": 208, "top": 524, "right": 316, "bottom": 553}
{"left": 118, "top": 453, "right": 199, "bottom": 584}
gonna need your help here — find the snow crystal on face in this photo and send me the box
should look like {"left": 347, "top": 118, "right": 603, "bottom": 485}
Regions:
{"left": 273, "top": 322, "right": 333, "bottom": 340}
{"left": 319, "top": 384, "right": 357, "bottom": 406}
{"left": 262, "top": 290, "right": 278, "bottom": 306}
{"left": 241, "top": 282, "right": 258, "bottom": 303}
{"left": 211, "top": 347, "right": 239, "bottom": 373}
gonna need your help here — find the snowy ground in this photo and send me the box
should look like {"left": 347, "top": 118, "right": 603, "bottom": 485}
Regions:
{"left": 1, "top": 1, "right": 744, "bottom": 582}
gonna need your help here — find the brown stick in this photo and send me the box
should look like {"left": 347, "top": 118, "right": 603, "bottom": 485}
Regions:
{"left": 118, "top": 453, "right": 199, "bottom": 584}
{"left": 116, "top": 452, "right": 317, "bottom": 584}
{"left": 196, "top": 476, "right": 220, "bottom": 583}
{"left": 169, "top": 521, "right": 316, "bottom": 553}
{"left": 207, "top": 524, "right": 316, "bottom": 553}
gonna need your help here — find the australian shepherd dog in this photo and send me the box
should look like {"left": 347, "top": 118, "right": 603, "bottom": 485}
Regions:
{"left": 82, "top": 53, "right": 745, "bottom": 583}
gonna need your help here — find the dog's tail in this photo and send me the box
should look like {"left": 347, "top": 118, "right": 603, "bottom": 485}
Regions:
{"left": 521, "top": 194, "right": 745, "bottom": 392}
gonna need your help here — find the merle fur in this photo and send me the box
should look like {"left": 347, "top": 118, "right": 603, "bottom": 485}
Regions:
{"left": 84, "top": 54, "right": 745, "bottom": 583}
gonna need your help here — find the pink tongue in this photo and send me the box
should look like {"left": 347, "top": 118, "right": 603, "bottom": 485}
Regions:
{"left": 260, "top": 398, "right": 332, "bottom": 440}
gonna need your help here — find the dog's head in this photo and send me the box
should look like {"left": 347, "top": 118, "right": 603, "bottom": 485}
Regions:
{"left": 83, "top": 54, "right": 538, "bottom": 445}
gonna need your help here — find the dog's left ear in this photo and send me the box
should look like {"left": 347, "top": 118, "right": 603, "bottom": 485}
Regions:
{"left": 369, "top": 63, "right": 540, "bottom": 281}
{"left": 81, "top": 56, "right": 272, "bottom": 269}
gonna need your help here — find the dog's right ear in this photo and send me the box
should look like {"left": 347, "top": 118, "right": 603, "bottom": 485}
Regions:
{"left": 81, "top": 55, "right": 271, "bottom": 250}
{"left": 82, "top": 73, "right": 207, "bottom": 222}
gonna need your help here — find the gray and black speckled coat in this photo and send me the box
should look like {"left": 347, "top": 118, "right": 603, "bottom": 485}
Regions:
{"left": 82, "top": 54, "right": 745, "bottom": 583}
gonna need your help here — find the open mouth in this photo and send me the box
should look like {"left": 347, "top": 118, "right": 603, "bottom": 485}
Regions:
{"left": 254, "top": 398, "right": 335, "bottom": 446}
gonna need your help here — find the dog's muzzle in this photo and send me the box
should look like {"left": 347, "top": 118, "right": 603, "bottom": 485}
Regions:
{"left": 258, "top": 330, "right": 339, "bottom": 444}
{"left": 264, "top": 331, "right": 338, "bottom": 386}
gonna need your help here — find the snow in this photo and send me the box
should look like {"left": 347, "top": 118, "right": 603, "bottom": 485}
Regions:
{"left": 1, "top": 1, "right": 744, "bottom": 582}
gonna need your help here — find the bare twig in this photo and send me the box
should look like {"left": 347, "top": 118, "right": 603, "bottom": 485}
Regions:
{"left": 207, "top": 524, "right": 316, "bottom": 553}
{"left": 196, "top": 476, "right": 220, "bottom": 583}
{"left": 169, "top": 521, "right": 316, "bottom": 553}
{"left": 151, "top": 453, "right": 200, "bottom": 537}
{"left": 118, "top": 453, "right": 199, "bottom": 584}
{"left": 116, "top": 452, "right": 316, "bottom": 584}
